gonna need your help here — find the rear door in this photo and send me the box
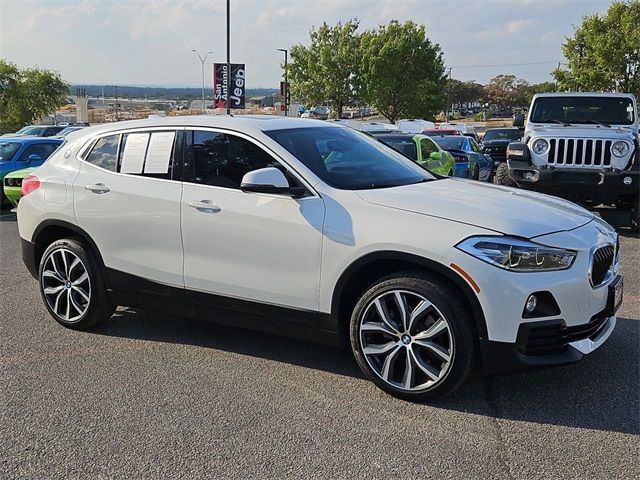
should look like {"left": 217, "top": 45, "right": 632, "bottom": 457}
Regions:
{"left": 73, "top": 128, "right": 184, "bottom": 289}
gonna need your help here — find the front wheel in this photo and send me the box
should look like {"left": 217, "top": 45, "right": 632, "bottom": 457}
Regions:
{"left": 350, "top": 272, "right": 477, "bottom": 401}
{"left": 493, "top": 162, "right": 517, "bottom": 187}
{"left": 39, "top": 238, "right": 116, "bottom": 330}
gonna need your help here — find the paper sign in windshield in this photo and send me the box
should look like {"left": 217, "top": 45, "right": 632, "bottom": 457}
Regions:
{"left": 120, "top": 133, "right": 149, "bottom": 174}
{"left": 145, "top": 132, "right": 175, "bottom": 174}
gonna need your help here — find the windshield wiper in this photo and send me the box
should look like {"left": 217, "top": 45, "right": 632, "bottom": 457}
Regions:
{"left": 541, "top": 118, "right": 572, "bottom": 127}
{"left": 582, "top": 119, "right": 611, "bottom": 128}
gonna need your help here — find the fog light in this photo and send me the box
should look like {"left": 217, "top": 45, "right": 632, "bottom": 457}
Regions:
{"left": 525, "top": 295, "right": 537, "bottom": 313}
{"left": 523, "top": 171, "right": 536, "bottom": 181}
{"left": 623, "top": 176, "right": 632, "bottom": 185}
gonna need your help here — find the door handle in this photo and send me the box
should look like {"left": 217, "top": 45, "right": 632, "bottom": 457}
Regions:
{"left": 84, "top": 183, "right": 110, "bottom": 194}
{"left": 188, "top": 200, "right": 221, "bottom": 214}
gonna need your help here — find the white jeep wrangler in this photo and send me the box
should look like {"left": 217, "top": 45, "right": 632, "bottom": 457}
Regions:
{"left": 507, "top": 92, "right": 639, "bottom": 231}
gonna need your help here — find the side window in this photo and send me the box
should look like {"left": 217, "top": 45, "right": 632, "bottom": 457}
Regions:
{"left": 470, "top": 139, "right": 481, "bottom": 153}
{"left": 85, "top": 134, "right": 120, "bottom": 171}
{"left": 420, "top": 138, "right": 436, "bottom": 157}
{"left": 18, "top": 143, "right": 60, "bottom": 162}
{"left": 190, "top": 130, "right": 282, "bottom": 189}
{"left": 118, "top": 131, "right": 176, "bottom": 180}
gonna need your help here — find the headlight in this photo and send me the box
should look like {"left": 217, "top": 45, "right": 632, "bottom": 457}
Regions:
{"left": 457, "top": 236, "right": 576, "bottom": 271}
{"left": 531, "top": 138, "right": 549, "bottom": 155}
{"left": 611, "top": 141, "right": 629, "bottom": 158}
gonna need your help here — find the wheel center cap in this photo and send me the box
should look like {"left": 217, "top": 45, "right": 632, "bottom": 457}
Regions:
{"left": 65, "top": 281, "right": 71, "bottom": 289}
{"left": 401, "top": 334, "right": 411, "bottom": 345}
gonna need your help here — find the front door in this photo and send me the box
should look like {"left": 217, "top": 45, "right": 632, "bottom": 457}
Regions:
{"left": 180, "top": 129, "right": 324, "bottom": 322}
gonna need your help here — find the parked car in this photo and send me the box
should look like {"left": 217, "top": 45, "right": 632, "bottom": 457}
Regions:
{"left": 360, "top": 122, "right": 397, "bottom": 134}
{"left": 432, "top": 135, "right": 492, "bottom": 182}
{"left": 18, "top": 116, "right": 623, "bottom": 401}
{"left": 397, "top": 119, "right": 436, "bottom": 134}
{"left": 438, "top": 123, "right": 479, "bottom": 141}
{"left": 0, "top": 137, "right": 63, "bottom": 204}
{"left": 54, "top": 126, "right": 88, "bottom": 138}
{"left": 423, "top": 129, "right": 462, "bottom": 137}
{"left": 371, "top": 133, "right": 455, "bottom": 176}
{"left": 5, "top": 125, "right": 67, "bottom": 138}
{"left": 3, "top": 167, "right": 35, "bottom": 206}
{"left": 480, "top": 128, "right": 523, "bottom": 185}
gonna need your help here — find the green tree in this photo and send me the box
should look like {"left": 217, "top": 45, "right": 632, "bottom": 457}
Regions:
{"left": 289, "top": 20, "right": 361, "bottom": 119}
{"left": 484, "top": 74, "right": 530, "bottom": 109}
{"left": 553, "top": 0, "right": 639, "bottom": 96}
{"left": 360, "top": 20, "right": 446, "bottom": 123}
{"left": 0, "top": 59, "right": 70, "bottom": 133}
{"left": 449, "top": 79, "right": 484, "bottom": 108}
{"left": 524, "top": 81, "right": 557, "bottom": 103}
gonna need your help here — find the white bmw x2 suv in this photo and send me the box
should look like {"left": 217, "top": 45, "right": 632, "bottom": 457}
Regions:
{"left": 17, "top": 116, "right": 623, "bottom": 401}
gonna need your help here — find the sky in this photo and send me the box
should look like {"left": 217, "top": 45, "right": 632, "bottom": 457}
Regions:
{"left": 0, "top": 0, "right": 612, "bottom": 89}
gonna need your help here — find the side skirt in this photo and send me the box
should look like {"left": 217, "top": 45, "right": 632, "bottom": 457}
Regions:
{"left": 106, "top": 269, "right": 342, "bottom": 347}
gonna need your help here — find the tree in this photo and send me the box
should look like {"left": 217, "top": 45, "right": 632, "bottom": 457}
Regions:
{"left": 553, "top": 0, "right": 639, "bottom": 96}
{"left": 0, "top": 59, "right": 70, "bottom": 133}
{"left": 449, "top": 79, "right": 484, "bottom": 108}
{"left": 288, "top": 20, "right": 361, "bottom": 119}
{"left": 359, "top": 21, "right": 446, "bottom": 123}
{"left": 524, "top": 81, "right": 557, "bottom": 103}
{"left": 484, "top": 74, "right": 530, "bottom": 109}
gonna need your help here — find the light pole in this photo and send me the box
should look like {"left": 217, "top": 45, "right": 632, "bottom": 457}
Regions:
{"left": 192, "top": 49, "right": 213, "bottom": 114}
{"left": 277, "top": 48, "right": 288, "bottom": 116}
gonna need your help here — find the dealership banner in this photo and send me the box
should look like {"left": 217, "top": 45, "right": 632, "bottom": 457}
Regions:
{"left": 213, "top": 63, "right": 246, "bottom": 109}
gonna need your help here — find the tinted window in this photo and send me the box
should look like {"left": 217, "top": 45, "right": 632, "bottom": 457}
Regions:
{"left": 17, "top": 126, "right": 47, "bottom": 136}
{"left": 86, "top": 134, "right": 119, "bottom": 171}
{"left": 432, "top": 136, "right": 465, "bottom": 151}
{"left": 118, "top": 131, "right": 176, "bottom": 180}
{"left": 378, "top": 138, "right": 417, "bottom": 161}
{"left": 18, "top": 143, "right": 60, "bottom": 162}
{"left": 190, "top": 131, "right": 281, "bottom": 189}
{"left": 265, "top": 127, "right": 434, "bottom": 190}
{"left": 0, "top": 142, "right": 21, "bottom": 161}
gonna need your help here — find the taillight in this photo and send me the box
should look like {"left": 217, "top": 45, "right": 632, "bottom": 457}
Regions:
{"left": 21, "top": 175, "right": 40, "bottom": 197}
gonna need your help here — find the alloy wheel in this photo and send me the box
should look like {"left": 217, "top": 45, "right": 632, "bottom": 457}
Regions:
{"left": 359, "top": 289, "right": 454, "bottom": 392}
{"left": 41, "top": 248, "right": 91, "bottom": 322}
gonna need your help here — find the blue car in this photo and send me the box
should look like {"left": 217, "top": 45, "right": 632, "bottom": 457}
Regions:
{"left": 432, "top": 135, "right": 493, "bottom": 182}
{"left": 0, "top": 137, "right": 63, "bottom": 203}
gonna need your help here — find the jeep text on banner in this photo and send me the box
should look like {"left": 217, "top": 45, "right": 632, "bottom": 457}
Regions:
{"left": 213, "top": 63, "right": 246, "bottom": 109}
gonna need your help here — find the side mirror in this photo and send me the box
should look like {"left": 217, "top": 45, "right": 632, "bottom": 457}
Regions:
{"left": 429, "top": 151, "right": 442, "bottom": 161}
{"left": 26, "top": 154, "right": 42, "bottom": 163}
{"left": 240, "top": 167, "right": 305, "bottom": 198}
{"left": 513, "top": 113, "right": 525, "bottom": 128}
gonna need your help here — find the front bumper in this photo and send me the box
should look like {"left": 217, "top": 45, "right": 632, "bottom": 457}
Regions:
{"left": 3, "top": 185, "right": 21, "bottom": 207}
{"left": 480, "top": 312, "right": 616, "bottom": 374}
{"left": 508, "top": 160, "right": 640, "bottom": 205}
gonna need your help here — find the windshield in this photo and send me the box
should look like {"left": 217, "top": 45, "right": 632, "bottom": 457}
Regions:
{"left": 482, "top": 129, "right": 522, "bottom": 142}
{"left": 15, "top": 126, "right": 47, "bottom": 136}
{"left": 0, "top": 142, "right": 21, "bottom": 161}
{"left": 432, "top": 136, "right": 465, "bottom": 150}
{"left": 530, "top": 96, "right": 635, "bottom": 125}
{"left": 57, "top": 127, "right": 83, "bottom": 137}
{"left": 265, "top": 127, "right": 434, "bottom": 190}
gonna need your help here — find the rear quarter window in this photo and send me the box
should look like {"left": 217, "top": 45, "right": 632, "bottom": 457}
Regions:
{"left": 85, "top": 135, "right": 120, "bottom": 171}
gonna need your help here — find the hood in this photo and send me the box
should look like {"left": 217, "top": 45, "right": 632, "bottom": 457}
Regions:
{"left": 5, "top": 167, "right": 36, "bottom": 178}
{"left": 356, "top": 178, "right": 594, "bottom": 238}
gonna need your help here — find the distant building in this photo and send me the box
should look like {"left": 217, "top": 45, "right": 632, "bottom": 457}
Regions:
{"left": 190, "top": 99, "right": 215, "bottom": 110}
{"left": 249, "top": 96, "right": 276, "bottom": 108}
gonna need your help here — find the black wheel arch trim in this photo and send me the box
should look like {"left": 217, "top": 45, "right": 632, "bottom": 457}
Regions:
{"left": 330, "top": 250, "right": 488, "bottom": 339}
{"left": 30, "top": 219, "right": 111, "bottom": 289}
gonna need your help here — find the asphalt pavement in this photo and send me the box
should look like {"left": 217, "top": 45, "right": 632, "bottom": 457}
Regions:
{"left": 1, "top": 207, "right": 638, "bottom": 479}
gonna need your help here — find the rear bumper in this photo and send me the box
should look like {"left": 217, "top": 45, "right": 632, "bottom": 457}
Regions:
{"left": 21, "top": 238, "right": 38, "bottom": 279}
{"left": 480, "top": 311, "right": 616, "bottom": 375}
{"left": 507, "top": 160, "right": 640, "bottom": 204}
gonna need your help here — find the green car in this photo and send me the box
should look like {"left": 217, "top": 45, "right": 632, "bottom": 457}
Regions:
{"left": 372, "top": 133, "right": 456, "bottom": 176}
{"left": 3, "top": 167, "right": 35, "bottom": 207}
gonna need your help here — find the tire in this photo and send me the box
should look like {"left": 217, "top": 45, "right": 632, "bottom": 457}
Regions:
{"left": 38, "top": 238, "right": 115, "bottom": 330}
{"left": 631, "top": 206, "right": 640, "bottom": 233}
{"left": 493, "top": 162, "right": 517, "bottom": 187}
{"left": 349, "top": 271, "right": 478, "bottom": 402}
{"left": 471, "top": 165, "right": 479, "bottom": 180}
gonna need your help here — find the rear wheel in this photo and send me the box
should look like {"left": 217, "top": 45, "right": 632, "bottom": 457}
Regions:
{"left": 493, "top": 162, "right": 517, "bottom": 187}
{"left": 350, "top": 272, "right": 477, "bottom": 401}
{"left": 39, "top": 238, "right": 115, "bottom": 329}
